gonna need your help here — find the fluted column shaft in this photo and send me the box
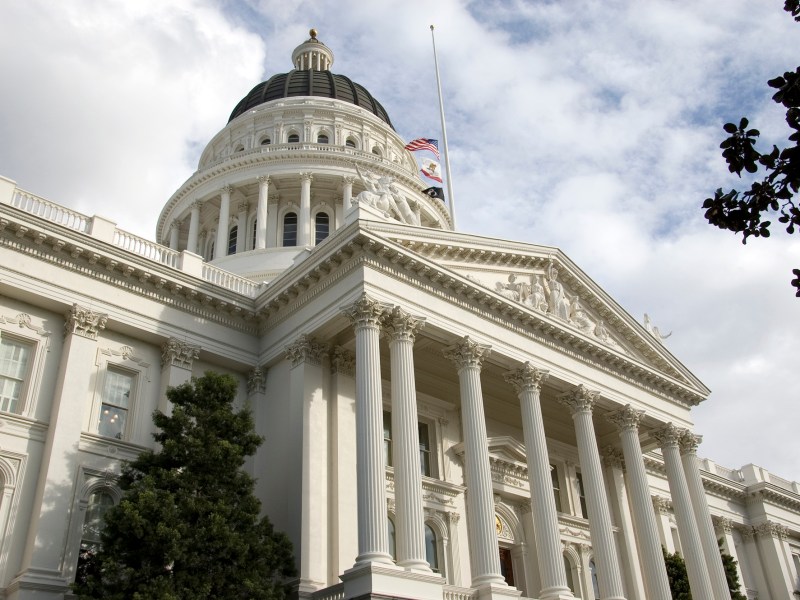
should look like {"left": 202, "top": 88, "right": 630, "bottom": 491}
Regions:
{"left": 344, "top": 294, "right": 393, "bottom": 566}
{"left": 505, "top": 364, "right": 573, "bottom": 600}
{"left": 444, "top": 337, "right": 505, "bottom": 587}
{"left": 256, "top": 176, "right": 269, "bottom": 249}
{"left": 214, "top": 186, "right": 231, "bottom": 259}
{"left": 343, "top": 175, "right": 355, "bottom": 209}
{"left": 680, "top": 433, "right": 732, "bottom": 600}
{"left": 653, "top": 424, "right": 713, "bottom": 599}
{"left": 607, "top": 406, "right": 671, "bottom": 600}
{"left": 236, "top": 202, "right": 248, "bottom": 253}
{"left": 384, "top": 307, "right": 430, "bottom": 571}
{"left": 299, "top": 173, "right": 312, "bottom": 246}
{"left": 560, "top": 387, "right": 625, "bottom": 600}
{"left": 187, "top": 201, "right": 201, "bottom": 254}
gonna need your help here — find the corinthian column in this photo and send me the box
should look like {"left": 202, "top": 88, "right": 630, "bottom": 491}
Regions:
{"left": 256, "top": 176, "right": 269, "bottom": 249}
{"left": 343, "top": 293, "right": 393, "bottom": 566}
{"left": 214, "top": 185, "right": 232, "bottom": 259}
{"left": 607, "top": 406, "right": 671, "bottom": 600}
{"left": 652, "top": 424, "right": 713, "bottom": 599}
{"left": 299, "top": 173, "right": 312, "bottom": 246}
{"left": 679, "top": 432, "right": 732, "bottom": 600}
{"left": 559, "top": 386, "right": 625, "bottom": 600}
{"left": 504, "top": 364, "right": 573, "bottom": 600}
{"left": 383, "top": 306, "right": 430, "bottom": 572}
{"left": 187, "top": 201, "right": 202, "bottom": 254}
{"left": 443, "top": 336, "right": 505, "bottom": 587}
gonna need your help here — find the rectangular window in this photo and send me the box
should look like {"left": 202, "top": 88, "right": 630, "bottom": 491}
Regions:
{"left": 550, "top": 464, "right": 563, "bottom": 512}
{"left": 419, "top": 421, "right": 431, "bottom": 477}
{"left": 383, "top": 411, "right": 392, "bottom": 467}
{"left": 0, "top": 337, "right": 32, "bottom": 413}
{"left": 98, "top": 368, "right": 134, "bottom": 439}
{"left": 576, "top": 471, "right": 588, "bottom": 518}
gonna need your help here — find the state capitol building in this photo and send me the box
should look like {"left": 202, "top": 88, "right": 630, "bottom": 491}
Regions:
{"left": 0, "top": 31, "right": 798, "bottom": 600}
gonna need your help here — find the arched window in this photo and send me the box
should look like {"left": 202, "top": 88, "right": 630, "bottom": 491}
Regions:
{"left": 345, "top": 137, "right": 356, "bottom": 148}
{"left": 252, "top": 218, "right": 257, "bottom": 250}
{"left": 590, "top": 559, "right": 600, "bottom": 599}
{"left": 314, "top": 212, "right": 330, "bottom": 244}
{"left": 288, "top": 133, "right": 300, "bottom": 143}
{"left": 283, "top": 213, "right": 298, "bottom": 247}
{"left": 425, "top": 524, "right": 439, "bottom": 572}
{"left": 234, "top": 144, "right": 244, "bottom": 153}
{"left": 260, "top": 137, "right": 271, "bottom": 146}
{"left": 372, "top": 146, "right": 382, "bottom": 156}
{"left": 228, "top": 225, "right": 238, "bottom": 255}
{"left": 317, "top": 133, "right": 329, "bottom": 144}
{"left": 76, "top": 490, "right": 115, "bottom": 584}
{"left": 388, "top": 517, "right": 396, "bottom": 561}
{"left": 563, "top": 555, "right": 576, "bottom": 593}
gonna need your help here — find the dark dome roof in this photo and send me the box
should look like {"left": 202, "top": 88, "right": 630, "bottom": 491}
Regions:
{"left": 228, "top": 69, "right": 394, "bottom": 129}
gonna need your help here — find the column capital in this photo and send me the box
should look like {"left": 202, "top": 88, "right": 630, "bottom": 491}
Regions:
{"left": 343, "top": 175, "right": 356, "bottom": 185}
{"left": 652, "top": 422, "right": 685, "bottom": 449}
{"left": 382, "top": 306, "right": 425, "bottom": 342}
{"left": 191, "top": 200, "right": 204, "bottom": 211}
{"left": 247, "top": 366, "right": 266, "bottom": 395}
{"left": 220, "top": 184, "right": 233, "bottom": 195}
{"left": 503, "top": 362, "right": 548, "bottom": 394}
{"left": 330, "top": 346, "right": 355, "bottom": 376}
{"left": 160, "top": 338, "right": 201, "bottom": 370}
{"left": 602, "top": 446, "right": 625, "bottom": 470}
{"left": 258, "top": 175, "right": 270, "bottom": 185}
{"left": 301, "top": 172, "right": 314, "bottom": 182}
{"left": 342, "top": 293, "right": 390, "bottom": 329}
{"left": 559, "top": 384, "right": 598, "bottom": 415}
{"left": 606, "top": 403, "right": 644, "bottom": 432}
{"left": 715, "top": 516, "right": 734, "bottom": 534}
{"left": 754, "top": 520, "right": 789, "bottom": 539}
{"left": 64, "top": 304, "right": 108, "bottom": 340}
{"left": 652, "top": 495, "right": 672, "bottom": 514}
{"left": 169, "top": 219, "right": 182, "bottom": 231}
{"left": 238, "top": 201, "right": 249, "bottom": 213}
{"left": 679, "top": 431, "right": 702, "bottom": 455}
{"left": 285, "top": 334, "right": 329, "bottom": 367}
{"left": 442, "top": 336, "right": 491, "bottom": 370}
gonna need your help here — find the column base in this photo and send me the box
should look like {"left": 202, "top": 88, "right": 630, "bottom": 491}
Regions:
{"left": 5, "top": 568, "right": 71, "bottom": 600}
{"left": 538, "top": 584, "right": 576, "bottom": 600}
{"left": 475, "top": 582, "right": 522, "bottom": 600}
{"left": 341, "top": 561, "right": 444, "bottom": 600}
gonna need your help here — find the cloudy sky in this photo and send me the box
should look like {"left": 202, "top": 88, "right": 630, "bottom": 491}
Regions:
{"left": 2, "top": 0, "right": 798, "bottom": 481}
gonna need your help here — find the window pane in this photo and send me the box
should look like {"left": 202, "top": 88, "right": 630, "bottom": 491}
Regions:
{"left": 576, "top": 472, "right": 588, "bottom": 518}
{"left": 425, "top": 524, "right": 438, "bottom": 571}
{"left": 99, "top": 370, "right": 133, "bottom": 439}
{"left": 346, "top": 139, "right": 356, "bottom": 148}
{"left": 383, "top": 411, "right": 392, "bottom": 467}
{"left": 252, "top": 219, "right": 257, "bottom": 250}
{"left": 283, "top": 213, "right": 297, "bottom": 247}
{"left": 419, "top": 422, "right": 431, "bottom": 476}
{"left": 228, "top": 225, "right": 238, "bottom": 254}
{"left": 288, "top": 134, "right": 299, "bottom": 143}
{"left": 550, "top": 464, "right": 562, "bottom": 512}
{"left": 317, "top": 134, "right": 329, "bottom": 144}
{"left": 82, "top": 491, "right": 114, "bottom": 543}
{"left": 388, "top": 518, "right": 396, "bottom": 561}
{"left": 315, "top": 213, "right": 330, "bottom": 244}
{"left": 0, "top": 338, "right": 31, "bottom": 413}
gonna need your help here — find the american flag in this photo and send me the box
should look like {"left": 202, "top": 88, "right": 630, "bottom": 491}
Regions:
{"left": 404, "top": 138, "right": 440, "bottom": 159}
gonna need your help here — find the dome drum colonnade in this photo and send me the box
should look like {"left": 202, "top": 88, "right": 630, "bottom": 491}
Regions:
{"left": 338, "top": 292, "right": 730, "bottom": 600}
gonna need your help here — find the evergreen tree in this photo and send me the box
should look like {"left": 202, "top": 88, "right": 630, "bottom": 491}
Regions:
{"left": 73, "top": 372, "right": 296, "bottom": 600}
{"left": 662, "top": 546, "right": 692, "bottom": 600}
{"left": 719, "top": 539, "right": 747, "bottom": 600}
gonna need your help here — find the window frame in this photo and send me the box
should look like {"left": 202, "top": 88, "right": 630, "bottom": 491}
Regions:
{"left": 88, "top": 346, "right": 150, "bottom": 442}
{"left": 0, "top": 315, "right": 51, "bottom": 417}
{"left": 282, "top": 211, "right": 298, "bottom": 247}
{"left": 382, "top": 409, "right": 438, "bottom": 478}
{"left": 314, "top": 210, "right": 331, "bottom": 245}
{"left": 228, "top": 224, "right": 238, "bottom": 255}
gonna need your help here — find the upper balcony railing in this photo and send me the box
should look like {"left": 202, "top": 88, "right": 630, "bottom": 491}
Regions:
{"left": 4, "top": 186, "right": 261, "bottom": 298}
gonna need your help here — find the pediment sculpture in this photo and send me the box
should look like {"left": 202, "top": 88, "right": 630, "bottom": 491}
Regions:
{"left": 353, "top": 164, "right": 419, "bottom": 225}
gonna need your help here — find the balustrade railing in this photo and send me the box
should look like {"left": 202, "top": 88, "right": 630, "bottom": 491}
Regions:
{"left": 443, "top": 586, "right": 477, "bottom": 600}
{"left": 311, "top": 583, "right": 344, "bottom": 600}
{"left": 202, "top": 263, "right": 260, "bottom": 297}
{"left": 113, "top": 229, "right": 180, "bottom": 269}
{"left": 10, "top": 190, "right": 90, "bottom": 233}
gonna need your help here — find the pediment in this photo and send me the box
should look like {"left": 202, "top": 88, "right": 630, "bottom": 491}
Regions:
{"left": 355, "top": 221, "right": 707, "bottom": 399}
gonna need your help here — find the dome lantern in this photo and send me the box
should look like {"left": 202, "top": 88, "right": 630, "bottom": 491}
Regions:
{"left": 291, "top": 28, "right": 334, "bottom": 71}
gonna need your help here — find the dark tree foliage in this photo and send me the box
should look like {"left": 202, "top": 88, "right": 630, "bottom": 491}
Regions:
{"left": 719, "top": 539, "right": 747, "bottom": 600}
{"left": 702, "top": 0, "right": 800, "bottom": 296}
{"left": 73, "top": 372, "right": 296, "bottom": 600}
{"left": 663, "top": 547, "right": 692, "bottom": 600}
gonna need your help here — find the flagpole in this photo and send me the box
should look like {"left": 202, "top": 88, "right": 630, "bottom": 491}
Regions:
{"left": 430, "top": 25, "right": 456, "bottom": 229}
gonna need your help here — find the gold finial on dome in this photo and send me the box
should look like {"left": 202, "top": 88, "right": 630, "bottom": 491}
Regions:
{"left": 309, "top": 28, "right": 318, "bottom": 39}
{"left": 292, "top": 27, "right": 333, "bottom": 70}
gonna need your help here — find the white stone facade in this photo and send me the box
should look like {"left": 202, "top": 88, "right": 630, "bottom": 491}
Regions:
{"left": 0, "top": 33, "right": 798, "bottom": 600}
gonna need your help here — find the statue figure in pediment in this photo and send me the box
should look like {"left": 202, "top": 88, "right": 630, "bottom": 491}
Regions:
{"left": 547, "top": 264, "right": 570, "bottom": 320}
{"left": 569, "top": 295, "right": 595, "bottom": 333}
{"left": 644, "top": 313, "right": 672, "bottom": 344}
{"left": 524, "top": 275, "right": 548, "bottom": 312}
{"left": 353, "top": 164, "right": 416, "bottom": 225}
{"left": 495, "top": 281, "right": 519, "bottom": 301}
